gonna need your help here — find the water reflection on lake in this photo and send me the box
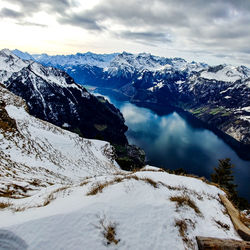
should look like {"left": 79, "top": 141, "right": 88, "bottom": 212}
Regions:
{"left": 96, "top": 92, "right": 250, "bottom": 200}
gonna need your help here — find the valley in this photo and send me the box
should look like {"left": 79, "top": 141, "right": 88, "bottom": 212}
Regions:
{"left": 15, "top": 50, "right": 250, "bottom": 160}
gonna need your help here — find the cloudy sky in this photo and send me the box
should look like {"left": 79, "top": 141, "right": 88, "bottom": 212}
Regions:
{"left": 0, "top": 0, "right": 250, "bottom": 66}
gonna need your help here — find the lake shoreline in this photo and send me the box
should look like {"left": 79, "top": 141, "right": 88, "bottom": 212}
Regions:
{"left": 94, "top": 86, "right": 250, "bottom": 161}
{"left": 91, "top": 86, "right": 250, "bottom": 201}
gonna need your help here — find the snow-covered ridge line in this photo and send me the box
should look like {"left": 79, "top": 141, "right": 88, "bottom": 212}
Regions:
{"left": 12, "top": 49, "right": 250, "bottom": 83}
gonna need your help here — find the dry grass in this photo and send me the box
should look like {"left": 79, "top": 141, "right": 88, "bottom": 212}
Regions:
{"left": 239, "top": 212, "right": 250, "bottom": 228}
{"left": 0, "top": 201, "right": 12, "bottom": 209}
{"left": 140, "top": 177, "right": 158, "bottom": 188}
{"left": 137, "top": 168, "right": 166, "bottom": 173}
{"left": 175, "top": 219, "right": 187, "bottom": 239}
{"left": 98, "top": 218, "right": 120, "bottom": 245}
{"left": 87, "top": 175, "right": 158, "bottom": 196}
{"left": 79, "top": 180, "right": 90, "bottom": 186}
{"left": 170, "top": 195, "right": 201, "bottom": 215}
{"left": 87, "top": 182, "right": 111, "bottom": 196}
{"left": 29, "top": 179, "right": 42, "bottom": 187}
{"left": 214, "top": 220, "right": 230, "bottom": 230}
{"left": 42, "top": 186, "right": 69, "bottom": 207}
{"left": 13, "top": 206, "right": 26, "bottom": 212}
{"left": 0, "top": 102, "right": 17, "bottom": 132}
{"left": 175, "top": 219, "right": 195, "bottom": 249}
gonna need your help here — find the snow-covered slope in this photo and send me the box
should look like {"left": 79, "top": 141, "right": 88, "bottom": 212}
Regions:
{"left": 200, "top": 65, "right": 250, "bottom": 83}
{"left": 0, "top": 49, "right": 30, "bottom": 82}
{"left": 0, "top": 85, "right": 118, "bottom": 196}
{"left": 0, "top": 86, "right": 244, "bottom": 250}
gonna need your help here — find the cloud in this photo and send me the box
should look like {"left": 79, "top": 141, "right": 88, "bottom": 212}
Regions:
{"left": 1, "top": 0, "right": 250, "bottom": 65}
{"left": 0, "top": 8, "right": 24, "bottom": 18}
{"left": 56, "top": 0, "right": 250, "bottom": 52}
{"left": 16, "top": 21, "right": 48, "bottom": 28}
{"left": 58, "top": 13, "right": 102, "bottom": 31}
{"left": 116, "top": 31, "right": 172, "bottom": 46}
{"left": 4, "top": 0, "right": 74, "bottom": 14}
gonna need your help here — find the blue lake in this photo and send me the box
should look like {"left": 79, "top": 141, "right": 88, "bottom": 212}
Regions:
{"left": 93, "top": 90, "right": 250, "bottom": 201}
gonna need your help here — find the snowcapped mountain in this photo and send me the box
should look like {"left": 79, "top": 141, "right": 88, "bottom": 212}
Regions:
{"left": 0, "top": 49, "right": 128, "bottom": 145}
{"left": 11, "top": 49, "right": 250, "bottom": 150}
{"left": 32, "top": 51, "right": 118, "bottom": 68}
{"left": 0, "top": 85, "right": 245, "bottom": 249}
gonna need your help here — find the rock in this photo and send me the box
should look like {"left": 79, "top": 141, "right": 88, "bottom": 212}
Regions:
{"left": 196, "top": 236, "right": 250, "bottom": 250}
{"left": 219, "top": 194, "right": 250, "bottom": 241}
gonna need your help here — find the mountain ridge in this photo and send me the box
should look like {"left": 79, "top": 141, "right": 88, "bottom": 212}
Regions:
{"left": 0, "top": 49, "right": 128, "bottom": 145}
{"left": 12, "top": 49, "right": 250, "bottom": 156}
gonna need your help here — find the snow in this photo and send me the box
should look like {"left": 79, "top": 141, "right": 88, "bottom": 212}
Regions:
{"left": 0, "top": 86, "right": 119, "bottom": 203}
{"left": 240, "top": 115, "right": 250, "bottom": 123}
{"left": 148, "top": 81, "right": 165, "bottom": 92}
{"left": 0, "top": 49, "right": 29, "bottom": 83}
{"left": 62, "top": 123, "right": 70, "bottom": 128}
{"left": 0, "top": 86, "right": 243, "bottom": 250}
{"left": 242, "top": 106, "right": 250, "bottom": 112}
{"left": 0, "top": 50, "right": 248, "bottom": 249}
{"left": 30, "top": 52, "right": 118, "bottom": 68}
{"left": 200, "top": 65, "right": 248, "bottom": 82}
{"left": 0, "top": 49, "right": 88, "bottom": 100}
{"left": 0, "top": 170, "right": 242, "bottom": 250}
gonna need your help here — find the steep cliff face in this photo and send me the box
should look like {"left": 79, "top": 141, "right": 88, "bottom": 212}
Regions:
{"left": 0, "top": 49, "right": 128, "bottom": 145}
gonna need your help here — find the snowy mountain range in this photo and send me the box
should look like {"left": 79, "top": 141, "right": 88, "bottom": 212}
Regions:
{"left": 0, "top": 49, "right": 128, "bottom": 145}
{"left": 13, "top": 49, "right": 250, "bottom": 154}
{"left": 0, "top": 85, "right": 246, "bottom": 249}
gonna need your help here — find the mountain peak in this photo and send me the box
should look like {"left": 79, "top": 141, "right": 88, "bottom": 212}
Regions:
{"left": 1, "top": 48, "right": 13, "bottom": 56}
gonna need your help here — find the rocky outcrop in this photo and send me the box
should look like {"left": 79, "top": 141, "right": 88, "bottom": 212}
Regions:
{"left": 219, "top": 194, "right": 250, "bottom": 241}
{"left": 196, "top": 236, "right": 250, "bottom": 250}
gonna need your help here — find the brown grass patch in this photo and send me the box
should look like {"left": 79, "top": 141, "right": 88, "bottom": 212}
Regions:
{"left": 214, "top": 220, "right": 230, "bottom": 230}
{"left": 175, "top": 219, "right": 195, "bottom": 249}
{"left": 175, "top": 219, "right": 187, "bottom": 239}
{"left": 0, "top": 201, "right": 12, "bottom": 209}
{"left": 170, "top": 195, "right": 201, "bottom": 215}
{"left": 34, "top": 186, "right": 70, "bottom": 208}
{"left": 0, "top": 102, "right": 17, "bottom": 132}
{"left": 87, "top": 181, "right": 112, "bottom": 196}
{"left": 79, "top": 180, "right": 90, "bottom": 186}
{"left": 87, "top": 175, "right": 158, "bottom": 196}
{"left": 140, "top": 177, "right": 158, "bottom": 188}
{"left": 98, "top": 218, "right": 120, "bottom": 245}
{"left": 138, "top": 168, "right": 166, "bottom": 173}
